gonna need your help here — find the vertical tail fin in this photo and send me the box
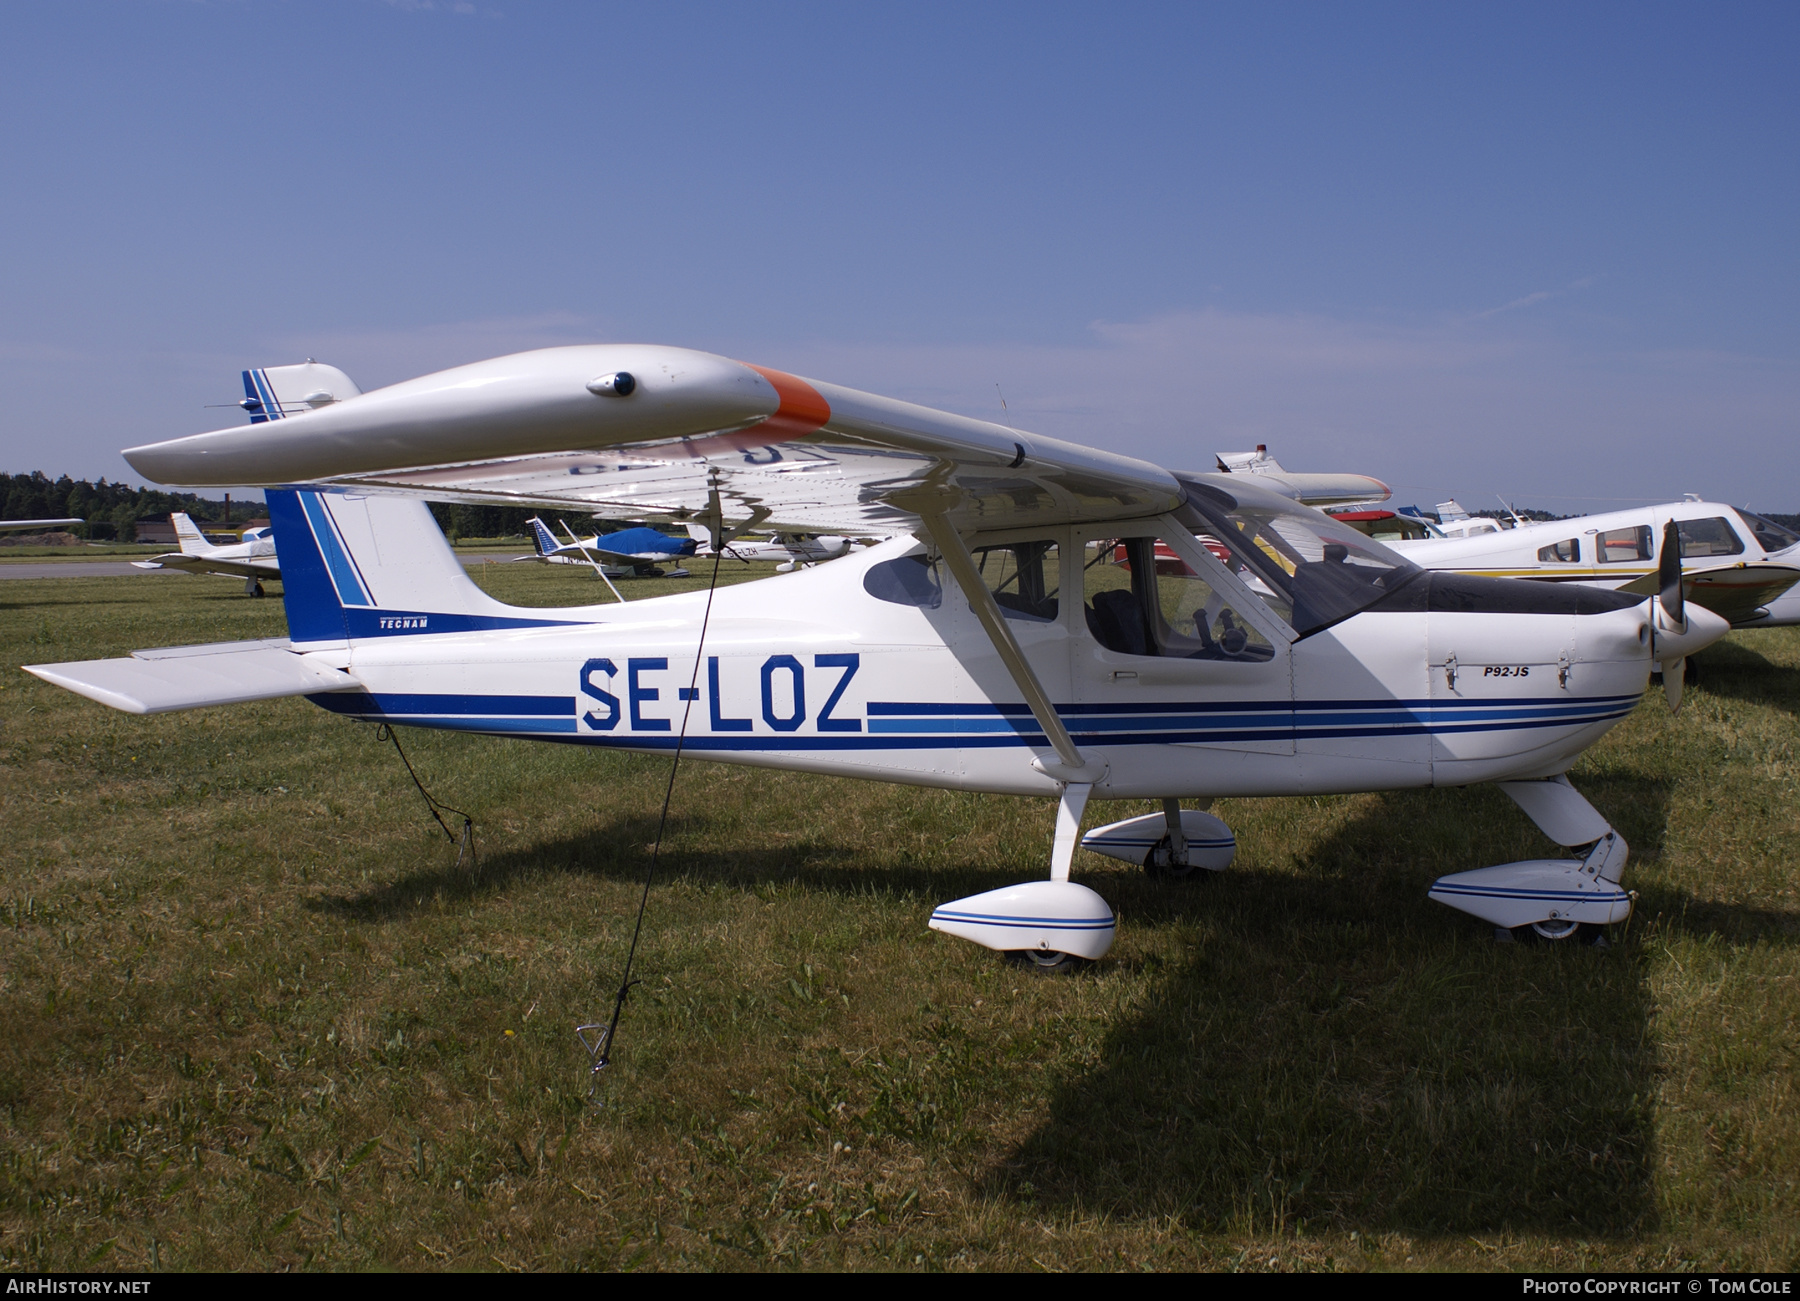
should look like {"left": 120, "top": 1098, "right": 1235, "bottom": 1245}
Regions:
{"left": 266, "top": 490, "right": 595, "bottom": 646}
{"left": 241, "top": 362, "right": 363, "bottom": 423}
{"left": 171, "top": 513, "right": 210, "bottom": 554}
{"left": 526, "top": 517, "right": 561, "bottom": 557}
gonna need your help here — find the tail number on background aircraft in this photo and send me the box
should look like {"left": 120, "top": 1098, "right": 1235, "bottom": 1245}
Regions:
{"left": 579, "top": 654, "right": 861, "bottom": 733}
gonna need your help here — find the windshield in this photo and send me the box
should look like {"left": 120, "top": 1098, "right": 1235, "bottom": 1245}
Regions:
{"left": 1174, "top": 475, "right": 1423, "bottom": 636}
{"left": 1736, "top": 509, "right": 1800, "bottom": 555}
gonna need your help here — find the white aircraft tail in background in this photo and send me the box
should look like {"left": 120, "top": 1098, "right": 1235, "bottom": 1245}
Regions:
{"left": 1213, "top": 445, "right": 1391, "bottom": 509}
{"left": 239, "top": 362, "right": 361, "bottom": 423}
{"left": 121, "top": 358, "right": 363, "bottom": 595}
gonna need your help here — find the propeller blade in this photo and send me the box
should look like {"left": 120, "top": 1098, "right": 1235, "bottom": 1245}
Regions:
{"left": 1663, "top": 657, "right": 1685, "bottom": 713}
{"left": 1658, "top": 518, "right": 1685, "bottom": 630}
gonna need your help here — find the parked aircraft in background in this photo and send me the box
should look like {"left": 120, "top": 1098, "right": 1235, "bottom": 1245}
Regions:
{"left": 526, "top": 517, "right": 694, "bottom": 577}
{"left": 0, "top": 518, "right": 83, "bottom": 533}
{"left": 1384, "top": 499, "right": 1800, "bottom": 629}
{"left": 28, "top": 345, "right": 1731, "bottom": 967}
{"left": 1213, "top": 446, "right": 1391, "bottom": 509}
{"left": 684, "top": 523, "right": 852, "bottom": 572}
{"left": 1430, "top": 500, "right": 1510, "bottom": 539}
{"left": 239, "top": 361, "right": 361, "bottom": 421}
{"left": 132, "top": 512, "right": 280, "bottom": 597}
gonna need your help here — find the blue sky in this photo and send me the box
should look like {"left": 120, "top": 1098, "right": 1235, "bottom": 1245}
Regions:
{"left": 2, "top": 1, "right": 1796, "bottom": 512}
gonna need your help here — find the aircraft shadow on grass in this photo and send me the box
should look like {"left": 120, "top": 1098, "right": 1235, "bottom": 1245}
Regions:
{"left": 1689, "top": 640, "right": 1800, "bottom": 717}
{"left": 983, "top": 780, "right": 1800, "bottom": 1240}
{"left": 305, "top": 806, "right": 1042, "bottom": 923}
{"left": 309, "top": 773, "right": 1797, "bottom": 1239}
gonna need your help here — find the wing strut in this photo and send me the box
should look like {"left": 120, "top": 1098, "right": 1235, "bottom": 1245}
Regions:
{"left": 914, "top": 507, "right": 1105, "bottom": 784}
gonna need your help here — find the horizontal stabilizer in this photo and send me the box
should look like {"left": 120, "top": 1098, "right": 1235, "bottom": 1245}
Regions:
{"left": 23, "top": 638, "right": 360, "bottom": 714}
{"left": 130, "top": 553, "right": 277, "bottom": 579}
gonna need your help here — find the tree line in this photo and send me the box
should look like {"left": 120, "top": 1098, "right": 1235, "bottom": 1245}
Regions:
{"left": 0, "top": 470, "right": 251, "bottom": 541}
{"left": 2, "top": 469, "right": 549, "bottom": 542}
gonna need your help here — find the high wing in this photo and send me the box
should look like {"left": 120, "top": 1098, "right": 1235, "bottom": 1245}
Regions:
{"left": 122, "top": 345, "right": 1182, "bottom": 537}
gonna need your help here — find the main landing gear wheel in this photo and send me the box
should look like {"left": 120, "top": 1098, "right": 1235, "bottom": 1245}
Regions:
{"left": 1503, "top": 921, "right": 1611, "bottom": 948}
{"left": 245, "top": 579, "right": 265, "bottom": 598}
{"left": 1144, "top": 835, "right": 1204, "bottom": 882}
{"left": 1009, "top": 948, "right": 1085, "bottom": 976}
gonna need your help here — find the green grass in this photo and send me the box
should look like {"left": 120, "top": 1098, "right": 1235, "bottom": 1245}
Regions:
{"left": 1, "top": 565, "right": 1797, "bottom": 1271}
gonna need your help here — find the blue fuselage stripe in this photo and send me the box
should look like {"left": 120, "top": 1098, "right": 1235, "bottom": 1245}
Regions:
{"left": 308, "top": 689, "right": 1636, "bottom": 749}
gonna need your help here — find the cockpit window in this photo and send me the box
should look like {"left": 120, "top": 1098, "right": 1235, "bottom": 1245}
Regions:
{"left": 1082, "top": 534, "right": 1276, "bottom": 661}
{"left": 970, "top": 539, "right": 1060, "bottom": 622}
{"left": 1736, "top": 510, "right": 1800, "bottom": 555}
{"left": 1173, "top": 477, "right": 1422, "bottom": 637}
{"left": 1597, "top": 526, "right": 1653, "bottom": 563}
{"left": 1675, "top": 516, "right": 1746, "bottom": 558}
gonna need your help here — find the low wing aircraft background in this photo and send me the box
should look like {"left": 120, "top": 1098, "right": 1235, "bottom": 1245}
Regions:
{"left": 131, "top": 511, "right": 280, "bottom": 596}
{"left": 26, "top": 344, "right": 1730, "bottom": 968}
{"left": 0, "top": 518, "right": 83, "bottom": 533}
{"left": 1383, "top": 500, "right": 1800, "bottom": 630}
{"left": 525, "top": 516, "right": 695, "bottom": 576}
{"left": 683, "top": 522, "right": 852, "bottom": 571}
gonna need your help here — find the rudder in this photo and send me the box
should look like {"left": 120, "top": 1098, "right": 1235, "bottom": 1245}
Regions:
{"left": 171, "top": 513, "right": 210, "bottom": 554}
{"left": 266, "top": 489, "right": 592, "bottom": 647}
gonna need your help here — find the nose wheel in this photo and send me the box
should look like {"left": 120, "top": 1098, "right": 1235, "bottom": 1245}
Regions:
{"left": 1010, "top": 948, "right": 1085, "bottom": 976}
{"left": 1144, "top": 835, "right": 1206, "bottom": 881}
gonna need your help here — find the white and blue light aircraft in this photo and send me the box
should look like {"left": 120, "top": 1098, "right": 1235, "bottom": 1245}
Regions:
{"left": 683, "top": 522, "right": 853, "bottom": 572}
{"left": 24, "top": 345, "right": 1730, "bottom": 964}
{"left": 525, "top": 517, "right": 695, "bottom": 576}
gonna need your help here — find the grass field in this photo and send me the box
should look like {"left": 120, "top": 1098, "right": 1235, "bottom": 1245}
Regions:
{"left": 2, "top": 564, "right": 1798, "bottom": 1272}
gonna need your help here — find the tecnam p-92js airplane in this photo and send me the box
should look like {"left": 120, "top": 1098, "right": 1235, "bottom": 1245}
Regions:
{"left": 25, "top": 346, "right": 1729, "bottom": 964}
